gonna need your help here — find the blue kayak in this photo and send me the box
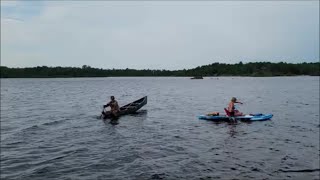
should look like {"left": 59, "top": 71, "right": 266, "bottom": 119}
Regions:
{"left": 198, "top": 113, "right": 273, "bottom": 121}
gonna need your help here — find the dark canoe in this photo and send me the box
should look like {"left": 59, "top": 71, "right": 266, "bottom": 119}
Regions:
{"left": 102, "top": 96, "right": 147, "bottom": 119}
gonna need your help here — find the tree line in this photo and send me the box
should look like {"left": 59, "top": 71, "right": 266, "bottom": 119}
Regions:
{"left": 0, "top": 62, "right": 319, "bottom": 78}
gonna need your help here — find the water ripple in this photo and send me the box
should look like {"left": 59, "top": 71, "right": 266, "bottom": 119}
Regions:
{"left": 1, "top": 77, "right": 319, "bottom": 179}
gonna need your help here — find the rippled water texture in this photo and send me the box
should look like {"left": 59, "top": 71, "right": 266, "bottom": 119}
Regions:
{"left": 1, "top": 77, "right": 319, "bottom": 179}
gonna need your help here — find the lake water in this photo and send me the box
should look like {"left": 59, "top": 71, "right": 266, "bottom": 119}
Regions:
{"left": 1, "top": 77, "right": 319, "bottom": 180}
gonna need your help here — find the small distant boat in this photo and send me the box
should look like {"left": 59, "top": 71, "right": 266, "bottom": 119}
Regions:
{"left": 102, "top": 96, "right": 147, "bottom": 119}
{"left": 191, "top": 76, "right": 203, "bottom": 79}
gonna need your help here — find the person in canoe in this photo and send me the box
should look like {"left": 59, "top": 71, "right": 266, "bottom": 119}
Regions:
{"left": 102, "top": 96, "right": 120, "bottom": 118}
{"left": 227, "top": 97, "right": 244, "bottom": 116}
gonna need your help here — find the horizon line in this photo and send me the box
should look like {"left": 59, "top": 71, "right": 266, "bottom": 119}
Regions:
{"left": 1, "top": 60, "right": 319, "bottom": 71}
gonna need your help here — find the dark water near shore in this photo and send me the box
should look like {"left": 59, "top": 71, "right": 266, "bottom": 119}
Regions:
{"left": 1, "top": 77, "right": 319, "bottom": 180}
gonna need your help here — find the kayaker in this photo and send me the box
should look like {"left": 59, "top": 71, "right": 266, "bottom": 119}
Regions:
{"left": 228, "top": 97, "right": 244, "bottom": 116}
{"left": 103, "top": 96, "right": 120, "bottom": 117}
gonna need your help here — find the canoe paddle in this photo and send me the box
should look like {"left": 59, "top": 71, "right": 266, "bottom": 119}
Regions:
{"left": 100, "top": 105, "right": 105, "bottom": 119}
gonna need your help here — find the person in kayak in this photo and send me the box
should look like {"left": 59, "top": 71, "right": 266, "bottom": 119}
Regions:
{"left": 103, "top": 96, "right": 120, "bottom": 118}
{"left": 228, "top": 97, "right": 244, "bottom": 116}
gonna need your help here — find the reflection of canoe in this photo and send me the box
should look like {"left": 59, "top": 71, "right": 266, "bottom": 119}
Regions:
{"left": 102, "top": 96, "right": 147, "bottom": 119}
{"left": 198, "top": 113, "right": 273, "bottom": 121}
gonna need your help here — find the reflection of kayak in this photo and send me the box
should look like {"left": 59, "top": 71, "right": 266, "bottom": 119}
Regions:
{"left": 198, "top": 115, "right": 229, "bottom": 120}
{"left": 236, "top": 114, "right": 273, "bottom": 121}
{"left": 198, "top": 113, "right": 273, "bottom": 121}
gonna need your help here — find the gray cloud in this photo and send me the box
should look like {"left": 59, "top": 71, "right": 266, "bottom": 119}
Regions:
{"left": 1, "top": 1, "right": 319, "bottom": 70}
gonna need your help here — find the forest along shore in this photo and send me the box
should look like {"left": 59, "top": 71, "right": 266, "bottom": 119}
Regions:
{"left": 1, "top": 62, "right": 319, "bottom": 78}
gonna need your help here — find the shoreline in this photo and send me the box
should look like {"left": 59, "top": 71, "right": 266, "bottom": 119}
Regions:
{"left": 1, "top": 62, "right": 319, "bottom": 78}
{"left": 1, "top": 75, "right": 319, "bottom": 79}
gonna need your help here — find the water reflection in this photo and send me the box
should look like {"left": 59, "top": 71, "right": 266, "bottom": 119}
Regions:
{"left": 128, "top": 109, "right": 148, "bottom": 118}
{"left": 227, "top": 122, "right": 238, "bottom": 137}
{"left": 102, "top": 110, "right": 148, "bottom": 125}
{"left": 109, "top": 119, "right": 119, "bottom": 125}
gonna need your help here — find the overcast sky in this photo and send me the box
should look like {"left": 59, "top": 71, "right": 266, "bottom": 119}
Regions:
{"left": 1, "top": 1, "right": 319, "bottom": 70}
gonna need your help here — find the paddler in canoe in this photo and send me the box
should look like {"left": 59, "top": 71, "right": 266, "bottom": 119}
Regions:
{"left": 102, "top": 96, "right": 120, "bottom": 118}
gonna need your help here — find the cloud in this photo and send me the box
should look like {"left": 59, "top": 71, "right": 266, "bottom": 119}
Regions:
{"left": 1, "top": 1, "right": 319, "bottom": 69}
{"left": 0, "top": 1, "right": 18, "bottom": 7}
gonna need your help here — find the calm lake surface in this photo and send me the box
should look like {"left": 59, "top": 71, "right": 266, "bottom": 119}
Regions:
{"left": 1, "top": 77, "right": 319, "bottom": 180}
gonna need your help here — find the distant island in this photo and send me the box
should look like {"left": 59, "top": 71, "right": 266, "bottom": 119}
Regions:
{"left": 190, "top": 76, "right": 204, "bottom": 79}
{"left": 0, "top": 62, "right": 319, "bottom": 78}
